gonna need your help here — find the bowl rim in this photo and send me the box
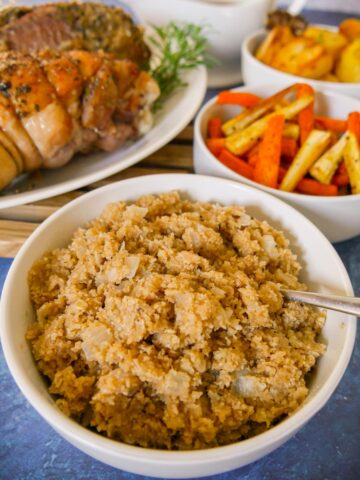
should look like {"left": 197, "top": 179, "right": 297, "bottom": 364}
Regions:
{"left": 194, "top": 84, "right": 360, "bottom": 203}
{"left": 134, "top": 0, "right": 271, "bottom": 11}
{"left": 0, "top": 173, "right": 357, "bottom": 464}
{"left": 241, "top": 26, "right": 360, "bottom": 91}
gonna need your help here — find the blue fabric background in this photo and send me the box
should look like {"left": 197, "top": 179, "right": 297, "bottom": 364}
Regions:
{"left": 1, "top": 8, "right": 360, "bottom": 480}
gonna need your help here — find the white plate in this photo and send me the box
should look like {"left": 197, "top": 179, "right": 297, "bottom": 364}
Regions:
{"left": 0, "top": 1, "right": 208, "bottom": 209}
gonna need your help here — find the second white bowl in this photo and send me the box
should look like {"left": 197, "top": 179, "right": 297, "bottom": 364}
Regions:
{"left": 241, "top": 28, "right": 360, "bottom": 99}
{"left": 194, "top": 84, "right": 360, "bottom": 242}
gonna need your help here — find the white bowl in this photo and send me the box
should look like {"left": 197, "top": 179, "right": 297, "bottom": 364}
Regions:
{"left": 242, "top": 28, "right": 360, "bottom": 99}
{"left": 0, "top": 174, "right": 356, "bottom": 478}
{"left": 194, "top": 84, "right": 360, "bottom": 242}
{"left": 127, "top": 0, "right": 273, "bottom": 87}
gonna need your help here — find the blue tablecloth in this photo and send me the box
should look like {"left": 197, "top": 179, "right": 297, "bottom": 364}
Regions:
{"left": 1, "top": 8, "right": 360, "bottom": 480}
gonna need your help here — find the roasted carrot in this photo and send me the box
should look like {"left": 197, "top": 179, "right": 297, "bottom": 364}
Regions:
{"left": 332, "top": 172, "right": 349, "bottom": 186}
{"left": 296, "top": 84, "right": 314, "bottom": 144}
{"left": 338, "top": 159, "right": 348, "bottom": 175}
{"left": 296, "top": 178, "right": 338, "bottom": 196}
{"left": 206, "top": 138, "right": 225, "bottom": 156}
{"left": 207, "top": 117, "right": 223, "bottom": 139}
{"left": 246, "top": 143, "right": 259, "bottom": 165}
{"left": 217, "top": 91, "right": 261, "bottom": 107}
{"left": 278, "top": 166, "right": 287, "bottom": 182}
{"left": 248, "top": 155, "right": 259, "bottom": 168}
{"left": 278, "top": 167, "right": 338, "bottom": 195}
{"left": 218, "top": 149, "right": 254, "bottom": 179}
{"left": 347, "top": 112, "right": 360, "bottom": 142}
{"left": 254, "top": 114, "right": 284, "bottom": 188}
{"left": 332, "top": 161, "right": 349, "bottom": 186}
{"left": 281, "top": 137, "right": 298, "bottom": 158}
{"left": 315, "top": 116, "right": 347, "bottom": 133}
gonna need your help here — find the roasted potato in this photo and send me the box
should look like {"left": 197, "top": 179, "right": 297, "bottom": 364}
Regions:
{"left": 256, "top": 19, "right": 360, "bottom": 84}
{"left": 303, "top": 27, "right": 348, "bottom": 58}
{"left": 336, "top": 38, "right": 360, "bottom": 83}
{"left": 256, "top": 26, "right": 294, "bottom": 65}
{"left": 319, "top": 73, "right": 339, "bottom": 82}
{"left": 339, "top": 18, "right": 360, "bottom": 41}
{"left": 271, "top": 38, "right": 333, "bottom": 79}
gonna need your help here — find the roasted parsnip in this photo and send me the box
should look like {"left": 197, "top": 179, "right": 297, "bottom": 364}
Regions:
{"left": 310, "top": 133, "right": 348, "bottom": 184}
{"left": 344, "top": 131, "right": 360, "bottom": 194}
{"left": 222, "top": 85, "right": 294, "bottom": 136}
{"left": 280, "top": 129, "right": 331, "bottom": 192}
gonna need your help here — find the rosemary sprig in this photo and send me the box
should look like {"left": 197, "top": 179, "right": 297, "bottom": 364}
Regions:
{"left": 148, "top": 23, "right": 216, "bottom": 111}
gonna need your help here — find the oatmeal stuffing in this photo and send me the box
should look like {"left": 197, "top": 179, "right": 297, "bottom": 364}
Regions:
{"left": 27, "top": 191, "right": 325, "bottom": 449}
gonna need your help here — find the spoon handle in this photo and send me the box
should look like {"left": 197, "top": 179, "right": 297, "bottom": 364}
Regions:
{"left": 283, "top": 289, "right": 360, "bottom": 317}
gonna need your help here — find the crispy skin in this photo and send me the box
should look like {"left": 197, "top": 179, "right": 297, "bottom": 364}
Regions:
{"left": 0, "top": 91, "right": 42, "bottom": 171}
{"left": 0, "top": 52, "right": 73, "bottom": 166}
{"left": 0, "top": 2, "right": 150, "bottom": 66}
{"left": 39, "top": 50, "right": 84, "bottom": 117}
{"left": 0, "top": 141, "right": 17, "bottom": 190}
{"left": 81, "top": 61, "right": 119, "bottom": 132}
{"left": 0, "top": 129, "right": 23, "bottom": 174}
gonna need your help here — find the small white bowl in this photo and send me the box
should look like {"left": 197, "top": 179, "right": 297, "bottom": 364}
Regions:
{"left": 127, "top": 0, "right": 273, "bottom": 87}
{"left": 241, "top": 28, "right": 360, "bottom": 99}
{"left": 194, "top": 84, "right": 360, "bottom": 242}
{"left": 0, "top": 174, "right": 356, "bottom": 478}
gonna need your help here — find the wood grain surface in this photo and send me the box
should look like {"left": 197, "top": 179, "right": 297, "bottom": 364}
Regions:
{"left": 0, "top": 125, "right": 194, "bottom": 258}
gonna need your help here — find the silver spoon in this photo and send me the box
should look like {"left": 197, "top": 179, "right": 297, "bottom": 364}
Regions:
{"left": 283, "top": 289, "right": 360, "bottom": 316}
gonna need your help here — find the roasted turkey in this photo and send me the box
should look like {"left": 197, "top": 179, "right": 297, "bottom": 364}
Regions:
{"left": 0, "top": 49, "right": 159, "bottom": 190}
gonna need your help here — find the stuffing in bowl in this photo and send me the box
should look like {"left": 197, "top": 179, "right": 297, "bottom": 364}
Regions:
{"left": 0, "top": 175, "right": 356, "bottom": 477}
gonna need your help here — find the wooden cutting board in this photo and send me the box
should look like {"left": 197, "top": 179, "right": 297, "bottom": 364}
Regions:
{"left": 0, "top": 125, "right": 194, "bottom": 258}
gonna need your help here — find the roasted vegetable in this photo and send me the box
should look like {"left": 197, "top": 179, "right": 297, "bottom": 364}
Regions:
{"left": 279, "top": 130, "right": 331, "bottom": 192}
{"left": 271, "top": 38, "right": 333, "bottom": 79}
{"left": 222, "top": 85, "right": 294, "bottom": 136}
{"left": 218, "top": 149, "right": 254, "bottom": 179}
{"left": 336, "top": 38, "right": 360, "bottom": 82}
{"left": 297, "top": 84, "right": 314, "bottom": 144}
{"left": 256, "top": 26, "right": 294, "bottom": 64}
{"left": 256, "top": 18, "right": 360, "bottom": 84}
{"left": 283, "top": 123, "right": 300, "bottom": 140}
{"left": 310, "top": 133, "right": 348, "bottom": 184}
{"left": 225, "top": 94, "right": 313, "bottom": 155}
{"left": 303, "top": 27, "right": 347, "bottom": 58}
{"left": 253, "top": 114, "right": 284, "bottom": 188}
{"left": 344, "top": 132, "right": 360, "bottom": 194}
{"left": 339, "top": 18, "right": 360, "bottom": 41}
{"left": 206, "top": 84, "right": 359, "bottom": 197}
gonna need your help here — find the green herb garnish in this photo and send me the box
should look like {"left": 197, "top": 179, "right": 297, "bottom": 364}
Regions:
{"left": 147, "top": 23, "right": 216, "bottom": 111}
